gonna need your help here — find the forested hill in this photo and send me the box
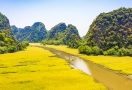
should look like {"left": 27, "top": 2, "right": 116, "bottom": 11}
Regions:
{"left": 0, "top": 12, "right": 26, "bottom": 54}
{"left": 12, "top": 22, "right": 47, "bottom": 42}
{"left": 64, "top": 24, "right": 81, "bottom": 48}
{"left": 47, "top": 23, "right": 67, "bottom": 40}
{"left": 43, "top": 23, "right": 81, "bottom": 48}
{"left": 12, "top": 22, "right": 81, "bottom": 48}
{"left": 85, "top": 7, "right": 132, "bottom": 50}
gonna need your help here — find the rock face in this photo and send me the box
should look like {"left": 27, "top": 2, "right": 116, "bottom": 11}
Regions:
{"left": 11, "top": 25, "right": 19, "bottom": 35}
{"left": 47, "top": 23, "right": 67, "bottom": 40}
{"left": 11, "top": 22, "right": 81, "bottom": 44}
{"left": 0, "top": 12, "right": 14, "bottom": 38}
{"left": 0, "top": 12, "right": 10, "bottom": 30}
{"left": 0, "top": 12, "right": 15, "bottom": 42}
{"left": 12, "top": 22, "right": 47, "bottom": 42}
{"left": 48, "top": 23, "right": 81, "bottom": 41}
{"left": 65, "top": 24, "right": 81, "bottom": 42}
{"left": 0, "top": 12, "right": 24, "bottom": 53}
{"left": 85, "top": 7, "right": 132, "bottom": 50}
{"left": 12, "top": 22, "right": 81, "bottom": 48}
{"left": 46, "top": 23, "right": 81, "bottom": 47}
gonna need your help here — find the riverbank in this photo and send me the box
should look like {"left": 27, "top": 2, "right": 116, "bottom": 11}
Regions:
{"left": 39, "top": 46, "right": 132, "bottom": 90}
{"left": 44, "top": 45, "right": 132, "bottom": 75}
{"left": 0, "top": 46, "right": 107, "bottom": 90}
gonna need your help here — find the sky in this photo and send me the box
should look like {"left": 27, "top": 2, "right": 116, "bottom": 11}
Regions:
{"left": 0, "top": 0, "right": 132, "bottom": 36}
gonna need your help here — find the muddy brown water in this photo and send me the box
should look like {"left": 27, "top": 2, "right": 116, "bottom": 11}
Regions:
{"left": 35, "top": 46, "right": 132, "bottom": 90}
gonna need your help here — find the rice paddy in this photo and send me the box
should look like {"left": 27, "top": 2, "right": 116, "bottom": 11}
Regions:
{"left": 45, "top": 45, "right": 132, "bottom": 75}
{"left": 0, "top": 46, "right": 107, "bottom": 90}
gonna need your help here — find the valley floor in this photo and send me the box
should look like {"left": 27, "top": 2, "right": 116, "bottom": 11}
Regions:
{"left": 45, "top": 45, "right": 132, "bottom": 75}
{"left": 0, "top": 46, "right": 107, "bottom": 90}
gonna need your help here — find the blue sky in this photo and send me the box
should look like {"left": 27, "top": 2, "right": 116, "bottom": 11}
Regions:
{"left": 0, "top": 0, "right": 132, "bottom": 36}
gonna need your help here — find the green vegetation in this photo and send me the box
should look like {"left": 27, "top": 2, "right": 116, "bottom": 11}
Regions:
{"left": 0, "top": 46, "right": 107, "bottom": 90}
{"left": 42, "top": 23, "right": 81, "bottom": 48}
{"left": 12, "top": 22, "right": 81, "bottom": 48}
{"left": 84, "top": 7, "right": 132, "bottom": 56}
{"left": 66, "top": 34, "right": 81, "bottom": 48}
{"left": 42, "top": 23, "right": 66, "bottom": 45}
{"left": 10, "top": 7, "right": 132, "bottom": 56}
{"left": 47, "top": 23, "right": 66, "bottom": 40}
{"left": 78, "top": 46, "right": 100, "bottom": 55}
{"left": 0, "top": 12, "right": 28, "bottom": 54}
{"left": 64, "top": 24, "right": 81, "bottom": 48}
{"left": 0, "top": 12, "right": 10, "bottom": 29}
{"left": 11, "top": 22, "right": 47, "bottom": 42}
{"left": 45, "top": 45, "right": 132, "bottom": 75}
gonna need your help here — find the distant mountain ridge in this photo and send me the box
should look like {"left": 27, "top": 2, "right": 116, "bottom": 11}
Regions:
{"left": 47, "top": 23, "right": 81, "bottom": 41}
{"left": 43, "top": 22, "right": 81, "bottom": 48}
{"left": 12, "top": 22, "right": 81, "bottom": 48}
{"left": 12, "top": 22, "right": 47, "bottom": 42}
{"left": 47, "top": 23, "right": 67, "bottom": 40}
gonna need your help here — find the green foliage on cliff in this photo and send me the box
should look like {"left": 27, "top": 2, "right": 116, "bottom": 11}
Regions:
{"left": 42, "top": 23, "right": 81, "bottom": 48}
{"left": 0, "top": 12, "right": 28, "bottom": 54}
{"left": 85, "top": 7, "right": 132, "bottom": 50}
{"left": 64, "top": 24, "right": 81, "bottom": 48}
{"left": 48, "top": 23, "right": 66, "bottom": 40}
{"left": 83, "top": 7, "right": 132, "bottom": 56}
{"left": 0, "top": 12, "right": 10, "bottom": 29}
{"left": 12, "top": 22, "right": 47, "bottom": 42}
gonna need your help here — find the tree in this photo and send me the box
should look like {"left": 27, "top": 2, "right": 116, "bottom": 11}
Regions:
{"left": 103, "top": 48, "right": 116, "bottom": 56}
{"left": 92, "top": 46, "right": 100, "bottom": 55}
{"left": 0, "top": 33, "right": 5, "bottom": 41}
{"left": 67, "top": 34, "right": 81, "bottom": 48}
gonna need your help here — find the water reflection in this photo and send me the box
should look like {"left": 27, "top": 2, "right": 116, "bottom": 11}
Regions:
{"left": 72, "top": 57, "right": 92, "bottom": 76}
{"left": 42, "top": 46, "right": 132, "bottom": 90}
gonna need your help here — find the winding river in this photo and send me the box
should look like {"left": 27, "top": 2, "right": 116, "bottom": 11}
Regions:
{"left": 35, "top": 46, "right": 132, "bottom": 90}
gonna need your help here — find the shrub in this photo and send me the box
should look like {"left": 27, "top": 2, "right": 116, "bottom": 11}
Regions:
{"left": 78, "top": 45, "right": 86, "bottom": 54}
{"left": 78, "top": 45, "right": 100, "bottom": 55}
{"left": 85, "top": 46, "right": 92, "bottom": 55}
{"left": 78, "top": 45, "right": 92, "bottom": 55}
{"left": 117, "top": 48, "right": 129, "bottom": 56}
{"left": 54, "top": 41, "right": 61, "bottom": 45}
{"left": 8, "top": 46, "right": 18, "bottom": 53}
{"left": 21, "top": 41, "right": 29, "bottom": 49}
{"left": 0, "top": 41, "right": 5, "bottom": 46}
{"left": 103, "top": 48, "right": 116, "bottom": 55}
{"left": 127, "top": 45, "right": 132, "bottom": 49}
{"left": 103, "top": 51, "right": 108, "bottom": 56}
{"left": 128, "top": 49, "right": 132, "bottom": 56}
{"left": 114, "top": 46, "right": 119, "bottom": 50}
{"left": 0, "top": 47, "right": 7, "bottom": 54}
{"left": 92, "top": 46, "right": 100, "bottom": 55}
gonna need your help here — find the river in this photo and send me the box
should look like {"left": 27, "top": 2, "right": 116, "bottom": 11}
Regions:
{"left": 35, "top": 46, "right": 132, "bottom": 90}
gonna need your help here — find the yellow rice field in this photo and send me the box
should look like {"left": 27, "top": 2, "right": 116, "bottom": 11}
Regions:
{"left": 45, "top": 45, "right": 132, "bottom": 75}
{"left": 0, "top": 46, "right": 107, "bottom": 90}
